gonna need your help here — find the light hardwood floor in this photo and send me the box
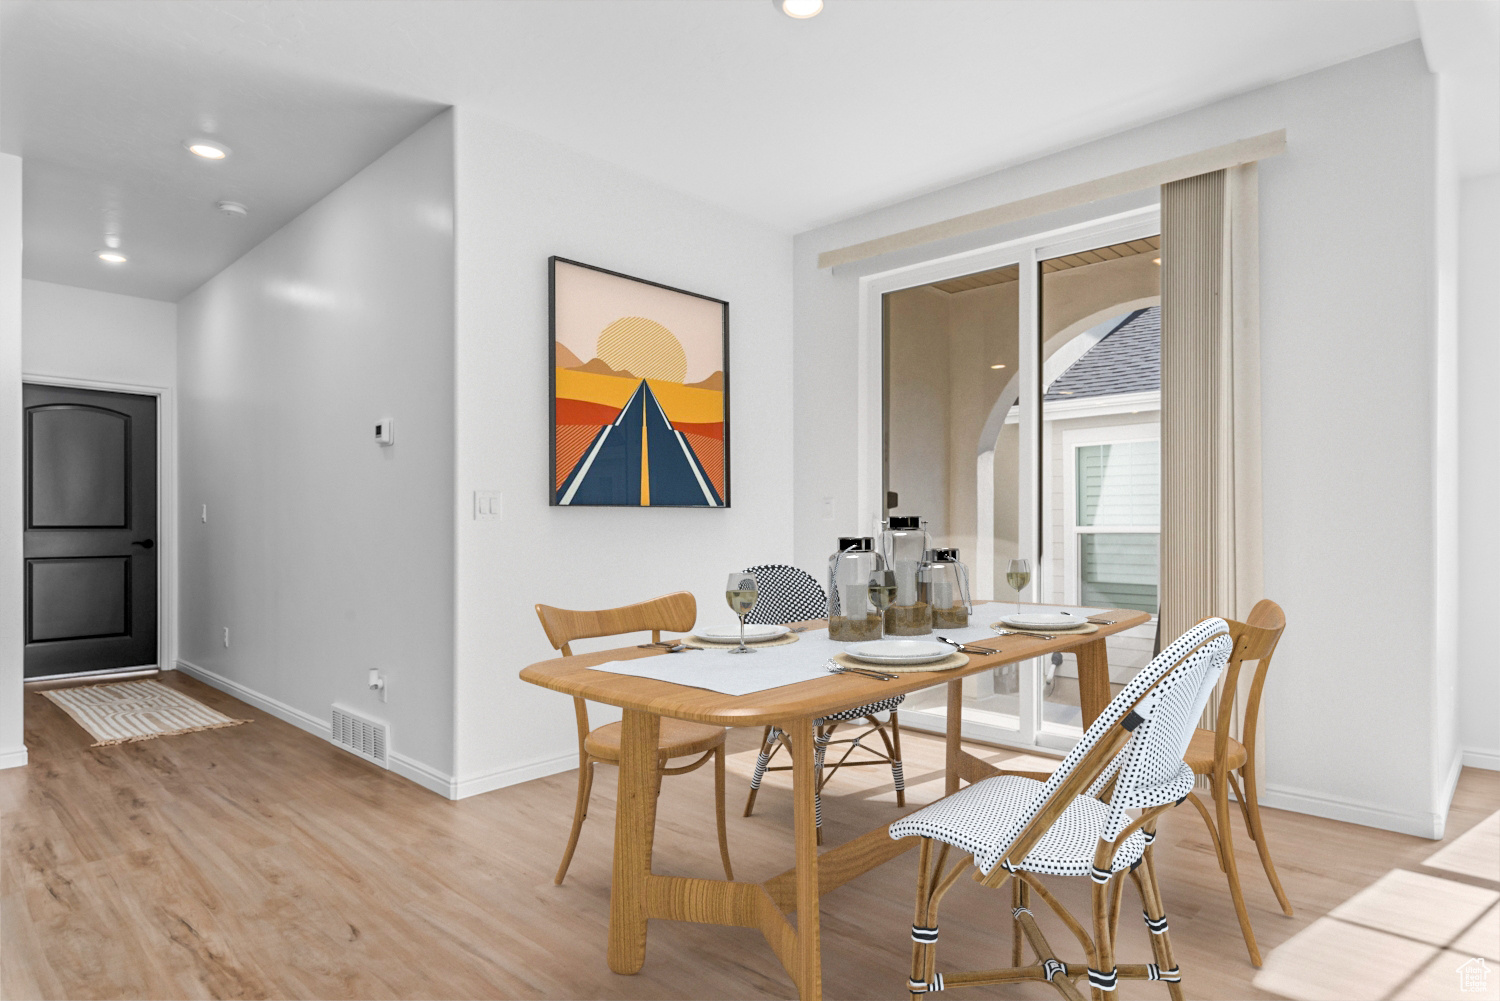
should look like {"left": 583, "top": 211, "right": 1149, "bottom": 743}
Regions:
{"left": 3, "top": 672, "right": 1496, "bottom": 1000}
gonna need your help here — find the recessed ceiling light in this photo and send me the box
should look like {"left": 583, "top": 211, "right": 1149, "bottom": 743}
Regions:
{"left": 185, "top": 139, "right": 230, "bottom": 160}
{"left": 96, "top": 250, "right": 128, "bottom": 264}
{"left": 777, "top": 0, "right": 823, "bottom": 17}
{"left": 216, "top": 200, "right": 249, "bottom": 218}
{"left": 990, "top": 363, "right": 1007, "bottom": 369}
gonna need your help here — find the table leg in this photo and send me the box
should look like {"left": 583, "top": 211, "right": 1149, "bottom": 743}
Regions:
{"left": 608, "top": 708, "right": 660, "bottom": 975}
{"left": 1073, "top": 638, "right": 1113, "bottom": 727}
{"left": 788, "top": 716, "right": 822, "bottom": 1000}
{"left": 946, "top": 680, "right": 963, "bottom": 795}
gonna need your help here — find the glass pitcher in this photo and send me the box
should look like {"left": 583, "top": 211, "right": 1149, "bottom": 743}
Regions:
{"left": 919, "top": 547, "right": 973, "bottom": 629}
{"left": 879, "top": 516, "right": 932, "bottom": 635}
{"left": 827, "top": 537, "right": 885, "bottom": 642}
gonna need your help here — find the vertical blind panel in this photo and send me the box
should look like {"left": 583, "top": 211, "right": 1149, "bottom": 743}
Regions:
{"left": 1159, "top": 169, "right": 1226, "bottom": 647}
{"left": 1076, "top": 442, "right": 1160, "bottom": 527}
{"left": 1080, "top": 533, "right": 1160, "bottom": 614}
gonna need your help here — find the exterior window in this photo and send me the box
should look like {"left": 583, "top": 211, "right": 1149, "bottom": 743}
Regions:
{"left": 1074, "top": 441, "right": 1158, "bottom": 614}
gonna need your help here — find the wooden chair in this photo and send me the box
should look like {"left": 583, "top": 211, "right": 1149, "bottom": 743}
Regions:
{"left": 535, "top": 592, "right": 733, "bottom": 886}
{"left": 1181, "top": 598, "right": 1291, "bottom": 966}
{"left": 892, "top": 618, "right": 1234, "bottom": 1000}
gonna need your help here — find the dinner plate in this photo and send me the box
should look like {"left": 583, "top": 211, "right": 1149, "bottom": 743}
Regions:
{"left": 844, "top": 639, "right": 954, "bottom": 665}
{"left": 1000, "top": 611, "right": 1090, "bottom": 630}
{"left": 692, "top": 623, "right": 790, "bottom": 642}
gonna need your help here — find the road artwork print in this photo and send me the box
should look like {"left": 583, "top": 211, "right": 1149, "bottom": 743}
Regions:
{"left": 550, "top": 258, "right": 728, "bottom": 507}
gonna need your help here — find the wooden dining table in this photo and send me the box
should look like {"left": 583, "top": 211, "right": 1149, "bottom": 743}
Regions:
{"left": 519, "top": 606, "right": 1150, "bottom": 1001}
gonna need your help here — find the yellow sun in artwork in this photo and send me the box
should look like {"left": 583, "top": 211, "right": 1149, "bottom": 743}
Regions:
{"left": 596, "top": 316, "right": 687, "bottom": 383}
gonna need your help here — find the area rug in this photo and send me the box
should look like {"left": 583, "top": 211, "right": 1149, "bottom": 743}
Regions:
{"left": 42, "top": 679, "right": 249, "bottom": 746}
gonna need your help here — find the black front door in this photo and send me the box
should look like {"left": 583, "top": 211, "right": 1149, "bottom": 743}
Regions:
{"left": 23, "top": 384, "right": 158, "bottom": 679}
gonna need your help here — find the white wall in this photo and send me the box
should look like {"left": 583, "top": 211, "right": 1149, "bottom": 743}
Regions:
{"left": 21, "top": 280, "right": 176, "bottom": 388}
{"left": 794, "top": 43, "right": 1452, "bottom": 836}
{"left": 175, "top": 111, "right": 457, "bottom": 791}
{"left": 451, "top": 109, "right": 794, "bottom": 796}
{"left": 1457, "top": 172, "right": 1500, "bottom": 770}
{"left": 0, "top": 154, "right": 24, "bottom": 769}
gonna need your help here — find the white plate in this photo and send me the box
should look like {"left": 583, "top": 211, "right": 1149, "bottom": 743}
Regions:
{"left": 1000, "top": 611, "right": 1090, "bottom": 630}
{"left": 692, "top": 623, "right": 790, "bottom": 642}
{"left": 845, "top": 639, "right": 954, "bottom": 665}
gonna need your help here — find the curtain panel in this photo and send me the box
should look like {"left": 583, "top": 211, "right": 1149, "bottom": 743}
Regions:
{"left": 1160, "top": 164, "right": 1267, "bottom": 786}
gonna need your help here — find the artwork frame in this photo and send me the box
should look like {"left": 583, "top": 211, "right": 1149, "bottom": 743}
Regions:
{"left": 549, "top": 257, "right": 730, "bottom": 508}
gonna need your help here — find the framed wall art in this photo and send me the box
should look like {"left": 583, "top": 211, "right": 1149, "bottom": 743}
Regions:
{"left": 550, "top": 257, "right": 729, "bottom": 507}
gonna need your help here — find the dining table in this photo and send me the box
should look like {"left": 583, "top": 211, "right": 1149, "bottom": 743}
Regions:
{"left": 519, "top": 603, "right": 1151, "bottom": 1001}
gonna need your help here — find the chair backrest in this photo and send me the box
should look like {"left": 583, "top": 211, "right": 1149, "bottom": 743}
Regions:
{"left": 979, "top": 618, "right": 1232, "bottom": 878}
{"left": 534, "top": 591, "right": 697, "bottom": 656}
{"left": 1212, "top": 598, "right": 1286, "bottom": 776}
{"left": 742, "top": 564, "right": 827, "bottom": 625}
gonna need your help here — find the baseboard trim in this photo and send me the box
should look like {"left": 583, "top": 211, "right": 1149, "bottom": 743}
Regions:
{"left": 1261, "top": 781, "right": 1447, "bottom": 840}
{"left": 452, "top": 751, "right": 578, "bottom": 800}
{"left": 175, "top": 659, "right": 330, "bottom": 738}
{"left": 389, "top": 751, "right": 459, "bottom": 800}
{"left": 175, "top": 659, "right": 458, "bottom": 799}
{"left": 0, "top": 745, "right": 28, "bottom": 770}
{"left": 1463, "top": 748, "right": 1500, "bottom": 771}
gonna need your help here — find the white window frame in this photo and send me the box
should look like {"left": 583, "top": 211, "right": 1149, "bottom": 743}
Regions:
{"left": 1061, "top": 422, "right": 1161, "bottom": 609}
{"left": 862, "top": 207, "right": 1163, "bottom": 755}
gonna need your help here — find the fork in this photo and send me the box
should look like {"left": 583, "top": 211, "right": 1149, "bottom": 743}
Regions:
{"left": 936, "top": 636, "right": 998, "bottom": 655}
{"left": 1086, "top": 617, "right": 1117, "bottom": 625}
{"left": 994, "top": 629, "right": 1057, "bottom": 640}
{"left": 823, "top": 660, "right": 897, "bottom": 681}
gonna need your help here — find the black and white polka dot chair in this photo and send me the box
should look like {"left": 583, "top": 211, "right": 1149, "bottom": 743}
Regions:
{"left": 890, "top": 617, "right": 1232, "bottom": 1001}
{"left": 740, "top": 564, "right": 907, "bottom": 845}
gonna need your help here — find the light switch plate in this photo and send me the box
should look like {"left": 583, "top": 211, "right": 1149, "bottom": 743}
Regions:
{"left": 474, "top": 491, "right": 503, "bottom": 520}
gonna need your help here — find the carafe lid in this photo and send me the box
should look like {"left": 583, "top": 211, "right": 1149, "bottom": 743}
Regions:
{"left": 837, "top": 536, "right": 874, "bottom": 552}
{"left": 888, "top": 515, "right": 922, "bottom": 531}
{"left": 924, "top": 547, "right": 960, "bottom": 562}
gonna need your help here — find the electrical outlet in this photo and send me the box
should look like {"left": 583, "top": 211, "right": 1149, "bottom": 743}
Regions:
{"left": 201, "top": 504, "right": 208, "bottom": 523}
{"left": 223, "top": 627, "right": 230, "bottom": 648}
{"left": 368, "top": 669, "right": 387, "bottom": 703}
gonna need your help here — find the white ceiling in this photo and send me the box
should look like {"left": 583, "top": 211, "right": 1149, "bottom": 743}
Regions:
{"left": 0, "top": 0, "right": 1443, "bottom": 302}
{"left": 0, "top": 2, "right": 444, "bottom": 300}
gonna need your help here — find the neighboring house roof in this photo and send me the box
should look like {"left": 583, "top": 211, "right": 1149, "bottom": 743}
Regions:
{"left": 1044, "top": 306, "right": 1160, "bottom": 401}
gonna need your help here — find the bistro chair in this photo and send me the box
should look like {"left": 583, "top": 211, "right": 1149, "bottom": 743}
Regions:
{"left": 1181, "top": 598, "right": 1291, "bottom": 966}
{"left": 740, "top": 563, "right": 906, "bottom": 845}
{"left": 535, "top": 592, "right": 733, "bottom": 886}
{"left": 890, "top": 617, "right": 1233, "bottom": 1000}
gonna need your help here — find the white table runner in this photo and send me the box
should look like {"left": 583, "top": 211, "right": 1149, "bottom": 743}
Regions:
{"left": 583, "top": 603, "right": 1110, "bottom": 696}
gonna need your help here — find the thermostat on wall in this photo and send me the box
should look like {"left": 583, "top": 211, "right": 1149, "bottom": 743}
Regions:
{"left": 375, "top": 419, "right": 395, "bottom": 445}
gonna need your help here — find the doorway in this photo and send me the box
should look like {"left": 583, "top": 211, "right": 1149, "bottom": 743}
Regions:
{"left": 23, "top": 383, "right": 159, "bottom": 682}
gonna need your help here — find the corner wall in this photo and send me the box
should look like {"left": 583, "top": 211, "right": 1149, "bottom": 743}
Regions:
{"left": 175, "top": 111, "right": 457, "bottom": 790}
{"left": 0, "top": 153, "right": 23, "bottom": 769}
{"left": 451, "top": 109, "right": 794, "bottom": 796}
{"left": 793, "top": 43, "right": 1450, "bottom": 836}
{"left": 1457, "top": 171, "right": 1500, "bottom": 771}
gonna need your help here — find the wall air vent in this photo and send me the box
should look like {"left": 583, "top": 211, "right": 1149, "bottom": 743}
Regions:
{"left": 330, "top": 705, "right": 388, "bottom": 767}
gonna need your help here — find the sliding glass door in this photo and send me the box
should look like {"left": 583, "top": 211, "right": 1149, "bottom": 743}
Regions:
{"left": 882, "top": 214, "right": 1161, "bottom": 753}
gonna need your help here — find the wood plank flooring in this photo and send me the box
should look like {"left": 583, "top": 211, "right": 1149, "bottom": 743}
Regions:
{"left": 3, "top": 673, "right": 1496, "bottom": 999}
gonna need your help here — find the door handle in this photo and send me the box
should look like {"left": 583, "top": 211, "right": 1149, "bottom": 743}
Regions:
{"left": 131, "top": 539, "right": 155, "bottom": 550}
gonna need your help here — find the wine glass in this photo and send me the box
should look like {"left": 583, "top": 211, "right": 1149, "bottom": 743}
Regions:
{"left": 725, "top": 572, "right": 760, "bottom": 654}
{"left": 868, "top": 570, "right": 896, "bottom": 641}
{"left": 1006, "top": 558, "right": 1032, "bottom": 616}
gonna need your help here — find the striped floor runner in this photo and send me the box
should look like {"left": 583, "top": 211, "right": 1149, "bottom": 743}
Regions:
{"left": 42, "top": 679, "right": 248, "bottom": 746}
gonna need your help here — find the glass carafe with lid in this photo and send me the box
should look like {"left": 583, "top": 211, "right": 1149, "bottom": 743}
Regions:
{"left": 827, "top": 537, "right": 885, "bottom": 642}
{"left": 919, "top": 548, "right": 973, "bottom": 629}
{"left": 879, "top": 515, "right": 932, "bottom": 635}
